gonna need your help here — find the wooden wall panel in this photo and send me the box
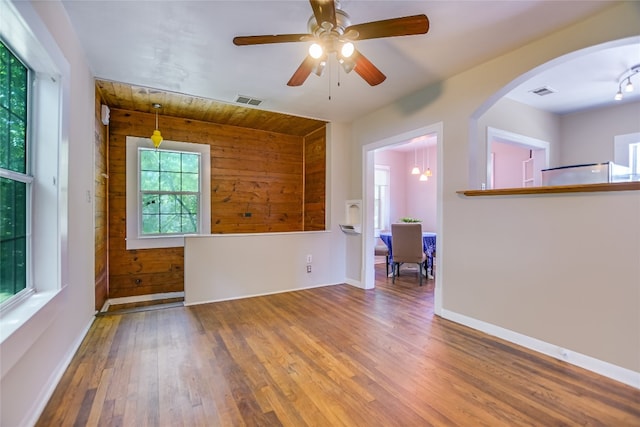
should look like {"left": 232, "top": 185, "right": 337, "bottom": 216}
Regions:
{"left": 107, "top": 108, "right": 324, "bottom": 298}
{"left": 304, "top": 127, "right": 326, "bottom": 231}
{"left": 94, "top": 90, "right": 108, "bottom": 310}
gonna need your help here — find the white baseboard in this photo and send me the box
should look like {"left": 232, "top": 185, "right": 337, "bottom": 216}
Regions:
{"left": 184, "top": 283, "right": 341, "bottom": 306}
{"left": 344, "top": 278, "right": 363, "bottom": 288}
{"left": 441, "top": 309, "right": 640, "bottom": 390}
{"left": 101, "top": 291, "right": 185, "bottom": 312}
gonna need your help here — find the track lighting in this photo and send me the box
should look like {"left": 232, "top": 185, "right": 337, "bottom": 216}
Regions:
{"left": 614, "top": 64, "right": 639, "bottom": 101}
{"left": 625, "top": 77, "right": 634, "bottom": 92}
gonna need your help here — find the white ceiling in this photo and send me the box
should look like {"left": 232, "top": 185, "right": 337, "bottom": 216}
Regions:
{"left": 61, "top": 0, "right": 639, "bottom": 124}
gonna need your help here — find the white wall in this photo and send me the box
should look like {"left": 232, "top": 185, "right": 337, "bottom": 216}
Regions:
{"left": 350, "top": 2, "right": 640, "bottom": 386}
{"left": 0, "top": 1, "right": 96, "bottom": 426}
{"left": 185, "top": 231, "right": 342, "bottom": 304}
{"left": 560, "top": 101, "right": 640, "bottom": 165}
{"left": 374, "top": 146, "right": 437, "bottom": 231}
{"left": 491, "top": 141, "right": 530, "bottom": 188}
{"left": 405, "top": 145, "right": 437, "bottom": 231}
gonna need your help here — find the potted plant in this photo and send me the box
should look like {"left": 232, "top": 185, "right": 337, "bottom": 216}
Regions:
{"left": 398, "top": 217, "right": 421, "bottom": 223}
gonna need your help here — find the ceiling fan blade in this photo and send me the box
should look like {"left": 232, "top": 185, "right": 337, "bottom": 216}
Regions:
{"left": 287, "top": 56, "right": 316, "bottom": 86}
{"left": 346, "top": 14, "right": 429, "bottom": 40}
{"left": 309, "top": 0, "right": 337, "bottom": 28}
{"left": 352, "top": 50, "right": 386, "bottom": 86}
{"left": 233, "top": 34, "right": 310, "bottom": 46}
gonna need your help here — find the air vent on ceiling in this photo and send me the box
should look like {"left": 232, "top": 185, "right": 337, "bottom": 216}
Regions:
{"left": 234, "top": 95, "right": 263, "bottom": 106}
{"left": 529, "top": 86, "right": 557, "bottom": 96}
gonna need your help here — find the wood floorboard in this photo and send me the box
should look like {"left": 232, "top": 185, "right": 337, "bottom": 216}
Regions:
{"left": 36, "top": 265, "right": 640, "bottom": 426}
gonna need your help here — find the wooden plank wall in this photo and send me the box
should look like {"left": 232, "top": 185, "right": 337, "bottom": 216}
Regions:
{"left": 107, "top": 108, "right": 326, "bottom": 298}
{"left": 304, "top": 127, "right": 326, "bottom": 231}
{"left": 94, "top": 90, "right": 108, "bottom": 310}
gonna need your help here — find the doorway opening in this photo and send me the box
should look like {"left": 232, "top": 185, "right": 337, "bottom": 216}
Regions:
{"left": 486, "top": 127, "right": 550, "bottom": 189}
{"left": 362, "top": 123, "right": 443, "bottom": 315}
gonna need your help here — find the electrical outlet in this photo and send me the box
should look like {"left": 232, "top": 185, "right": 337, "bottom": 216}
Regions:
{"left": 306, "top": 265, "right": 312, "bottom": 273}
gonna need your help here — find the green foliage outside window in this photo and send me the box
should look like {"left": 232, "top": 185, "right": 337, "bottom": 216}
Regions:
{"left": 0, "top": 40, "right": 29, "bottom": 304}
{"left": 139, "top": 148, "right": 200, "bottom": 235}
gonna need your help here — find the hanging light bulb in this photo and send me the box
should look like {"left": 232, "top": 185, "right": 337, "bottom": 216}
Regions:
{"left": 150, "top": 103, "right": 163, "bottom": 149}
{"left": 419, "top": 147, "right": 429, "bottom": 181}
{"left": 411, "top": 146, "right": 420, "bottom": 174}
{"left": 425, "top": 145, "right": 433, "bottom": 177}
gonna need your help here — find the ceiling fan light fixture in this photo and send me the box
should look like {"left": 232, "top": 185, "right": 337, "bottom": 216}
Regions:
{"left": 309, "top": 43, "right": 324, "bottom": 59}
{"left": 340, "top": 57, "right": 356, "bottom": 74}
{"left": 313, "top": 60, "right": 326, "bottom": 77}
{"left": 340, "top": 41, "right": 354, "bottom": 58}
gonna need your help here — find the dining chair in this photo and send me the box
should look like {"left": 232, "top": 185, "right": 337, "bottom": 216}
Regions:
{"left": 391, "top": 223, "right": 427, "bottom": 286}
{"left": 374, "top": 238, "right": 390, "bottom": 276}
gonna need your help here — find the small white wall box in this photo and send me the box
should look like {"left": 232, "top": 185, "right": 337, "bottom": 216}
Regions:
{"left": 339, "top": 200, "right": 362, "bottom": 235}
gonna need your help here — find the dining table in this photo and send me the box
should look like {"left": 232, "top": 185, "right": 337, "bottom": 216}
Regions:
{"left": 379, "top": 231, "right": 436, "bottom": 278}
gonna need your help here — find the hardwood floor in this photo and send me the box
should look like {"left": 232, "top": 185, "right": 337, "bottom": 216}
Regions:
{"left": 36, "top": 265, "right": 639, "bottom": 426}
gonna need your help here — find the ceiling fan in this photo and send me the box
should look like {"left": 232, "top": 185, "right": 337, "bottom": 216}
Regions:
{"left": 233, "top": 0, "right": 429, "bottom": 87}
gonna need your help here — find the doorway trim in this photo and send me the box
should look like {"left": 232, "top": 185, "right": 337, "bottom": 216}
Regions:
{"left": 486, "top": 127, "right": 550, "bottom": 189}
{"left": 362, "top": 122, "right": 443, "bottom": 315}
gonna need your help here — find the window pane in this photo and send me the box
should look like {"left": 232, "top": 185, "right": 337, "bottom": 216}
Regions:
{"left": 181, "top": 215, "right": 197, "bottom": 233}
{"left": 1, "top": 41, "right": 28, "bottom": 174}
{"left": 0, "top": 177, "right": 27, "bottom": 304}
{"left": 160, "top": 151, "right": 181, "bottom": 172}
{"left": 142, "top": 195, "right": 159, "bottom": 214}
{"left": 180, "top": 195, "right": 198, "bottom": 215}
{"left": 9, "top": 56, "right": 27, "bottom": 115}
{"left": 160, "top": 171, "right": 181, "bottom": 192}
{"left": 9, "top": 117, "right": 26, "bottom": 173}
{"left": 142, "top": 214, "right": 160, "bottom": 234}
{"left": 181, "top": 153, "right": 199, "bottom": 173}
{"left": 0, "top": 108, "right": 8, "bottom": 169}
{"left": 160, "top": 213, "right": 181, "bottom": 234}
{"left": 140, "top": 149, "right": 159, "bottom": 171}
{"left": 181, "top": 172, "right": 198, "bottom": 192}
{"left": 140, "top": 170, "right": 159, "bottom": 191}
{"left": 159, "top": 194, "right": 178, "bottom": 214}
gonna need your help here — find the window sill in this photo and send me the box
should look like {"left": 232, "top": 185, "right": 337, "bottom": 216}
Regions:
{"left": 0, "top": 288, "right": 64, "bottom": 378}
{"left": 457, "top": 181, "right": 640, "bottom": 197}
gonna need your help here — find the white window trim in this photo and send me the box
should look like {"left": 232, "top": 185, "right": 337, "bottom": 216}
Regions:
{"left": 374, "top": 165, "right": 390, "bottom": 233}
{"left": 126, "top": 137, "right": 210, "bottom": 249}
{"left": 0, "top": 0, "right": 69, "bottom": 378}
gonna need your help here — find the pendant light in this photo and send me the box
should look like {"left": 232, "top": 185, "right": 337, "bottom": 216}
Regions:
{"left": 419, "top": 148, "right": 429, "bottom": 181}
{"left": 411, "top": 146, "right": 420, "bottom": 175}
{"left": 150, "top": 103, "right": 163, "bottom": 149}
{"left": 425, "top": 145, "right": 433, "bottom": 177}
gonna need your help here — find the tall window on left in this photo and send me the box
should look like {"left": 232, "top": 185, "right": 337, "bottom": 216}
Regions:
{"left": 0, "top": 40, "right": 32, "bottom": 305}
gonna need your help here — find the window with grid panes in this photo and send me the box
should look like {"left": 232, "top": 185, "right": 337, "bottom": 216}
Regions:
{"left": 139, "top": 148, "right": 201, "bottom": 235}
{"left": 0, "top": 40, "right": 31, "bottom": 305}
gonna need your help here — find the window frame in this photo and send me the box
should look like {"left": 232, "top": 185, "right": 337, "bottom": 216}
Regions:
{"left": 374, "top": 165, "right": 390, "bottom": 232}
{"left": 126, "top": 136, "right": 210, "bottom": 250}
{"left": 0, "top": 39, "right": 34, "bottom": 309}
